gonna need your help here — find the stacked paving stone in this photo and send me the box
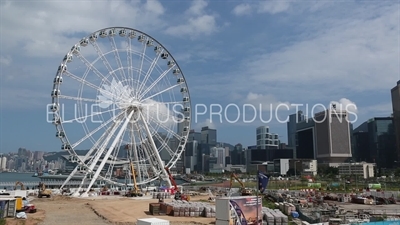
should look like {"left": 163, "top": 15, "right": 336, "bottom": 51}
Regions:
{"left": 165, "top": 200, "right": 215, "bottom": 218}
{"left": 262, "top": 207, "right": 288, "bottom": 225}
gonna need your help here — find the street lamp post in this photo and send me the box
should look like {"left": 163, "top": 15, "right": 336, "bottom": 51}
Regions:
{"left": 294, "top": 161, "right": 300, "bottom": 190}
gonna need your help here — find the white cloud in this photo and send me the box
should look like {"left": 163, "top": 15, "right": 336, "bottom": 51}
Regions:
{"left": 244, "top": 92, "right": 291, "bottom": 111}
{"left": 330, "top": 98, "right": 358, "bottom": 114}
{"left": 232, "top": 4, "right": 252, "bottom": 16}
{"left": 145, "top": 0, "right": 165, "bottom": 15}
{"left": 257, "top": 0, "right": 291, "bottom": 14}
{"left": 0, "top": 55, "right": 12, "bottom": 66}
{"left": 186, "top": 0, "right": 208, "bottom": 16}
{"left": 0, "top": 0, "right": 166, "bottom": 58}
{"left": 232, "top": 0, "right": 291, "bottom": 16}
{"left": 165, "top": 0, "right": 218, "bottom": 38}
{"left": 211, "top": 2, "right": 399, "bottom": 103}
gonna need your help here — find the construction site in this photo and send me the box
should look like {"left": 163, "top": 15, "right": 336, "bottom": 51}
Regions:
{"left": 1, "top": 171, "right": 400, "bottom": 225}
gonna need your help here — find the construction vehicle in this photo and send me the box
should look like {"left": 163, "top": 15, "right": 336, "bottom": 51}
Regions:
{"left": 14, "top": 181, "right": 26, "bottom": 190}
{"left": 38, "top": 182, "right": 52, "bottom": 198}
{"left": 125, "top": 162, "right": 143, "bottom": 197}
{"left": 165, "top": 167, "right": 190, "bottom": 201}
{"left": 124, "top": 145, "right": 143, "bottom": 197}
{"left": 229, "top": 173, "right": 252, "bottom": 196}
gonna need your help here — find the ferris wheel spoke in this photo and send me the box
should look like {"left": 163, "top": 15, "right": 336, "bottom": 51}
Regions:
{"left": 71, "top": 111, "right": 125, "bottom": 148}
{"left": 64, "top": 70, "right": 114, "bottom": 97}
{"left": 75, "top": 53, "right": 110, "bottom": 85}
{"left": 109, "top": 36, "right": 128, "bottom": 82}
{"left": 140, "top": 83, "right": 181, "bottom": 103}
{"left": 84, "top": 110, "right": 135, "bottom": 193}
{"left": 134, "top": 122, "right": 159, "bottom": 176}
{"left": 139, "top": 110, "right": 171, "bottom": 186}
{"left": 90, "top": 41, "right": 122, "bottom": 84}
{"left": 135, "top": 39, "right": 147, "bottom": 98}
{"left": 58, "top": 95, "right": 101, "bottom": 103}
{"left": 127, "top": 37, "right": 134, "bottom": 89}
{"left": 152, "top": 130, "right": 176, "bottom": 157}
{"left": 86, "top": 119, "right": 123, "bottom": 172}
{"left": 63, "top": 104, "right": 119, "bottom": 124}
{"left": 138, "top": 66, "right": 175, "bottom": 99}
{"left": 145, "top": 113, "right": 181, "bottom": 140}
{"left": 137, "top": 49, "right": 164, "bottom": 95}
{"left": 143, "top": 101, "right": 184, "bottom": 106}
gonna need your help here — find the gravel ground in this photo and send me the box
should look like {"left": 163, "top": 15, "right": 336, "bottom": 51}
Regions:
{"left": 34, "top": 196, "right": 110, "bottom": 225}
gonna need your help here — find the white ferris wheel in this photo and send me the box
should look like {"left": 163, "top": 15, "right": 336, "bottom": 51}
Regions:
{"left": 50, "top": 27, "right": 191, "bottom": 196}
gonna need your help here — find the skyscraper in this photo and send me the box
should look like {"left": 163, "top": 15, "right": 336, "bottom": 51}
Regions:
{"left": 314, "top": 106, "right": 352, "bottom": 164}
{"left": 287, "top": 111, "right": 304, "bottom": 147}
{"left": 391, "top": 80, "right": 400, "bottom": 161}
{"left": 201, "top": 126, "right": 217, "bottom": 145}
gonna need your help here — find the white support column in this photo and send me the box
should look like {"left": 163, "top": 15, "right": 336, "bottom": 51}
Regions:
{"left": 72, "top": 121, "right": 122, "bottom": 196}
{"left": 139, "top": 111, "right": 172, "bottom": 187}
{"left": 81, "top": 110, "right": 134, "bottom": 197}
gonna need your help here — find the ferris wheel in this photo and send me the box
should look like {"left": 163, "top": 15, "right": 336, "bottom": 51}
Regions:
{"left": 50, "top": 27, "right": 191, "bottom": 196}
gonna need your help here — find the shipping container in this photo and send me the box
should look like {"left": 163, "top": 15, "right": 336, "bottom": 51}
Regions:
{"left": 0, "top": 197, "right": 16, "bottom": 218}
{"left": 137, "top": 217, "right": 170, "bottom": 225}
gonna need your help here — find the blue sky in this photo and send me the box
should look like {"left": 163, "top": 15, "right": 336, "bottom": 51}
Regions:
{"left": 0, "top": 0, "right": 399, "bottom": 153}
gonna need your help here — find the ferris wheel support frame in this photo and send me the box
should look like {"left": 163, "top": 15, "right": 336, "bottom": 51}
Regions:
{"left": 60, "top": 113, "right": 124, "bottom": 190}
{"left": 72, "top": 117, "right": 123, "bottom": 196}
{"left": 80, "top": 110, "right": 135, "bottom": 197}
{"left": 139, "top": 110, "right": 172, "bottom": 187}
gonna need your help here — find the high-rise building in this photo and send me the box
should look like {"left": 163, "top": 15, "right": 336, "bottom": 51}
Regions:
{"left": 367, "top": 117, "right": 397, "bottom": 169}
{"left": 287, "top": 111, "right": 304, "bottom": 147}
{"left": 188, "top": 129, "right": 201, "bottom": 142}
{"left": 1, "top": 156, "right": 7, "bottom": 170}
{"left": 391, "top": 80, "right": 400, "bottom": 161}
{"left": 211, "top": 147, "right": 226, "bottom": 168}
{"left": 201, "top": 126, "right": 217, "bottom": 145}
{"left": 256, "top": 126, "right": 279, "bottom": 149}
{"left": 352, "top": 121, "right": 369, "bottom": 162}
{"left": 184, "top": 140, "right": 198, "bottom": 171}
{"left": 295, "top": 119, "right": 316, "bottom": 159}
{"left": 314, "top": 106, "right": 352, "bottom": 164}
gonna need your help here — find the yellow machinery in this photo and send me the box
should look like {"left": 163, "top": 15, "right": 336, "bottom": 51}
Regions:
{"left": 15, "top": 197, "right": 23, "bottom": 211}
{"left": 126, "top": 162, "right": 143, "bottom": 197}
{"left": 38, "top": 182, "right": 52, "bottom": 198}
{"left": 14, "top": 181, "right": 25, "bottom": 190}
{"left": 124, "top": 144, "right": 143, "bottom": 197}
{"left": 229, "top": 173, "right": 252, "bottom": 196}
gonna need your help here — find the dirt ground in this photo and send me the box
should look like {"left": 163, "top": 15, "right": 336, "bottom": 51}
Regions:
{"left": 4, "top": 195, "right": 216, "bottom": 225}
{"left": 5, "top": 210, "right": 45, "bottom": 225}
{"left": 88, "top": 195, "right": 216, "bottom": 225}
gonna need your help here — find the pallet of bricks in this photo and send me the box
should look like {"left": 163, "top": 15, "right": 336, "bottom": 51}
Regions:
{"left": 164, "top": 200, "right": 215, "bottom": 217}
{"left": 261, "top": 207, "right": 288, "bottom": 225}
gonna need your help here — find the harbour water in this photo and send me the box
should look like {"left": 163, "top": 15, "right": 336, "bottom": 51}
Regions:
{"left": 0, "top": 172, "right": 40, "bottom": 182}
{"left": 0, "top": 172, "right": 186, "bottom": 185}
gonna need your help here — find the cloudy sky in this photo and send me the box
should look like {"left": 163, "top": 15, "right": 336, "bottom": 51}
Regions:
{"left": 0, "top": 0, "right": 399, "bottom": 153}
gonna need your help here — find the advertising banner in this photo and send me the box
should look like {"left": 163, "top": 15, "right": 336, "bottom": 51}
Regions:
{"left": 229, "top": 196, "right": 262, "bottom": 225}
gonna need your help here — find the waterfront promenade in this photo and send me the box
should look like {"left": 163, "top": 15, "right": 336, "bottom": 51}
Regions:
{"left": 0, "top": 180, "right": 92, "bottom": 188}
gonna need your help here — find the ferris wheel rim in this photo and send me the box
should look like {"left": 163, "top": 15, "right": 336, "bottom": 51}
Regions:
{"left": 51, "top": 26, "right": 192, "bottom": 187}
